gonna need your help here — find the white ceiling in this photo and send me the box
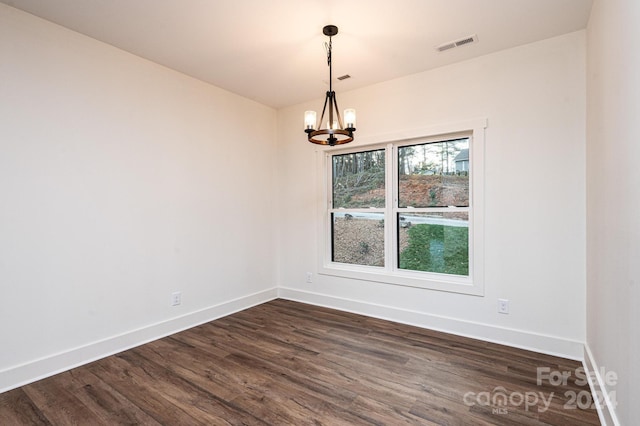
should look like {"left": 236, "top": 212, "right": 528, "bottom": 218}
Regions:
{"left": 1, "top": 0, "right": 593, "bottom": 109}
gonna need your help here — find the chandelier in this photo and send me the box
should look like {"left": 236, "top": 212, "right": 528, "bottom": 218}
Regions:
{"left": 304, "top": 25, "right": 356, "bottom": 146}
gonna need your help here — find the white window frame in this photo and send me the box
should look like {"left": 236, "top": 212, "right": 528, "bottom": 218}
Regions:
{"left": 316, "top": 119, "right": 486, "bottom": 296}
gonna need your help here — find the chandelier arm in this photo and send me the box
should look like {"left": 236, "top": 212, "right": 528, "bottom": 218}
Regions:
{"left": 317, "top": 91, "right": 331, "bottom": 133}
{"left": 328, "top": 92, "right": 334, "bottom": 130}
{"left": 331, "top": 91, "right": 344, "bottom": 129}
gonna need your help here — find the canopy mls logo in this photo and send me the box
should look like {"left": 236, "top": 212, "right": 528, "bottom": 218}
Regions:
{"left": 463, "top": 366, "right": 618, "bottom": 415}
{"left": 463, "top": 386, "right": 554, "bottom": 414}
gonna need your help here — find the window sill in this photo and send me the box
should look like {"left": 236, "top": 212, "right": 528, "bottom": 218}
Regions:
{"left": 318, "top": 263, "right": 484, "bottom": 296}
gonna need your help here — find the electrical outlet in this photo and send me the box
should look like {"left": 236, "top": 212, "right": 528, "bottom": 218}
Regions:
{"left": 306, "top": 272, "right": 313, "bottom": 283}
{"left": 171, "top": 291, "right": 182, "bottom": 306}
{"left": 498, "top": 298, "right": 509, "bottom": 314}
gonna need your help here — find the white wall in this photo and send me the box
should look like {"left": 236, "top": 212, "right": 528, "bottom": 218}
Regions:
{"left": 277, "top": 31, "right": 587, "bottom": 358}
{"left": 586, "top": 0, "right": 640, "bottom": 424}
{"left": 0, "top": 4, "right": 277, "bottom": 390}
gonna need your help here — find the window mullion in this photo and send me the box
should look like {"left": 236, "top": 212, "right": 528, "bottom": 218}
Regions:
{"left": 387, "top": 143, "right": 396, "bottom": 272}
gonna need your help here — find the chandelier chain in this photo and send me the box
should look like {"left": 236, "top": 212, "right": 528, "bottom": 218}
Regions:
{"left": 325, "top": 39, "right": 333, "bottom": 93}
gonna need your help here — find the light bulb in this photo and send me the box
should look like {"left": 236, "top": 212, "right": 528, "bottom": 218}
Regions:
{"left": 344, "top": 109, "right": 356, "bottom": 129}
{"left": 304, "top": 111, "right": 317, "bottom": 130}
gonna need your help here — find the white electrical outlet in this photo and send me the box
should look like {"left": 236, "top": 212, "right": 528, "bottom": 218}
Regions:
{"left": 498, "top": 298, "right": 509, "bottom": 314}
{"left": 171, "top": 291, "right": 182, "bottom": 306}
{"left": 306, "top": 272, "right": 313, "bottom": 283}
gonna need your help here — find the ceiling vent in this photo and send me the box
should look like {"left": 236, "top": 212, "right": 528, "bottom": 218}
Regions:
{"left": 337, "top": 74, "right": 351, "bottom": 81}
{"left": 436, "top": 34, "right": 478, "bottom": 52}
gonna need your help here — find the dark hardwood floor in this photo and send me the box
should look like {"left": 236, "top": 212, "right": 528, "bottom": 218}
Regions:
{"left": 0, "top": 299, "right": 600, "bottom": 425}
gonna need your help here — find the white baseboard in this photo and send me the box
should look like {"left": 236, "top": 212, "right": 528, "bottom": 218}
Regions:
{"left": 0, "top": 287, "right": 278, "bottom": 394}
{"left": 583, "top": 344, "right": 620, "bottom": 426}
{"left": 278, "top": 287, "right": 585, "bottom": 360}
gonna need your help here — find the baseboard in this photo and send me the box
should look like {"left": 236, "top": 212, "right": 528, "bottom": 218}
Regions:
{"left": 278, "top": 287, "right": 585, "bottom": 360}
{"left": 583, "top": 344, "right": 620, "bottom": 426}
{"left": 0, "top": 287, "right": 278, "bottom": 394}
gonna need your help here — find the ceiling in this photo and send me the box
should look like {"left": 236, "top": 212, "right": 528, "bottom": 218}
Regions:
{"left": 1, "top": 0, "right": 593, "bottom": 109}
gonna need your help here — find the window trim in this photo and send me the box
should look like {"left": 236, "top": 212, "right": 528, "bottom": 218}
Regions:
{"left": 316, "top": 119, "right": 486, "bottom": 296}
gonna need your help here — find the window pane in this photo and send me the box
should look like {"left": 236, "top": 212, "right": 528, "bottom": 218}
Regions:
{"left": 332, "top": 212, "right": 384, "bottom": 267}
{"left": 398, "top": 212, "right": 469, "bottom": 276}
{"left": 333, "top": 149, "right": 385, "bottom": 208}
{"left": 398, "top": 139, "right": 469, "bottom": 208}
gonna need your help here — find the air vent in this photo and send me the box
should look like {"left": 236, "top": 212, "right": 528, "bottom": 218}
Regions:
{"left": 437, "top": 43, "right": 456, "bottom": 52}
{"left": 337, "top": 74, "right": 351, "bottom": 81}
{"left": 455, "top": 36, "right": 475, "bottom": 47}
{"left": 437, "top": 34, "right": 478, "bottom": 52}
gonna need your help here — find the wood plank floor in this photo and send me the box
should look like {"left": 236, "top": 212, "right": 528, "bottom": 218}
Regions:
{"left": 0, "top": 299, "right": 600, "bottom": 425}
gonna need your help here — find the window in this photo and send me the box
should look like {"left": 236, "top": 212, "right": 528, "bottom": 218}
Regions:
{"left": 318, "top": 121, "right": 485, "bottom": 295}
{"left": 332, "top": 149, "right": 386, "bottom": 267}
{"left": 397, "top": 139, "right": 470, "bottom": 276}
